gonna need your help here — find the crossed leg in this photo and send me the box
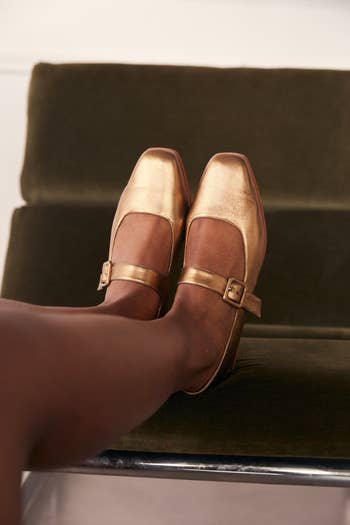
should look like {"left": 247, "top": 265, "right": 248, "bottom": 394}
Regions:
{"left": 0, "top": 213, "right": 181, "bottom": 523}
{"left": 0, "top": 303, "right": 217, "bottom": 525}
{"left": 0, "top": 215, "right": 244, "bottom": 524}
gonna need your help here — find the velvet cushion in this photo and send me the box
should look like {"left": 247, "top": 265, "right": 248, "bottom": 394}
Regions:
{"left": 21, "top": 63, "right": 350, "bottom": 208}
{"left": 1, "top": 205, "right": 114, "bottom": 307}
{"left": 2, "top": 205, "right": 349, "bottom": 330}
{"left": 113, "top": 336, "right": 350, "bottom": 459}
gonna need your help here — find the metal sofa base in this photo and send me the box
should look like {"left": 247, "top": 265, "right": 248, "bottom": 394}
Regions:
{"left": 52, "top": 451, "right": 350, "bottom": 488}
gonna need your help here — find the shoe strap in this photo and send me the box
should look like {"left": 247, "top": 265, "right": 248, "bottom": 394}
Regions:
{"left": 178, "top": 266, "right": 261, "bottom": 317}
{"left": 98, "top": 261, "right": 165, "bottom": 295}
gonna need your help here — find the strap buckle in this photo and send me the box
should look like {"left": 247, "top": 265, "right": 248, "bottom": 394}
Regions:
{"left": 97, "top": 261, "right": 112, "bottom": 290}
{"left": 223, "top": 277, "right": 246, "bottom": 308}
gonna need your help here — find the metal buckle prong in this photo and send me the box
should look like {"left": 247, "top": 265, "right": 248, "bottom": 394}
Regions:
{"left": 223, "top": 277, "right": 246, "bottom": 307}
{"left": 97, "top": 260, "right": 112, "bottom": 290}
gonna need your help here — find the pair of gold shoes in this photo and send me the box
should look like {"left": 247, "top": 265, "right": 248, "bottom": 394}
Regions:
{"left": 98, "top": 148, "right": 267, "bottom": 396}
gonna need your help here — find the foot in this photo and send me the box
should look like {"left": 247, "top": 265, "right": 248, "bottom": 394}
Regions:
{"left": 170, "top": 217, "right": 246, "bottom": 392}
{"left": 96, "top": 147, "right": 190, "bottom": 320}
{"left": 96, "top": 213, "right": 173, "bottom": 320}
{"left": 168, "top": 152, "right": 266, "bottom": 394}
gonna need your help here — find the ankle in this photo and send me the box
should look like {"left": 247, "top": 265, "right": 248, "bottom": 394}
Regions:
{"left": 96, "top": 281, "right": 161, "bottom": 320}
{"left": 164, "top": 303, "right": 218, "bottom": 393}
{"left": 158, "top": 311, "right": 191, "bottom": 392}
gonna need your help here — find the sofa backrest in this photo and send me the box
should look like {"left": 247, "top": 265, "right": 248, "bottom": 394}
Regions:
{"left": 22, "top": 63, "right": 350, "bottom": 208}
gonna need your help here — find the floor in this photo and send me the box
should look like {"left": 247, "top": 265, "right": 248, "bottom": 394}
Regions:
{"left": 22, "top": 473, "right": 349, "bottom": 525}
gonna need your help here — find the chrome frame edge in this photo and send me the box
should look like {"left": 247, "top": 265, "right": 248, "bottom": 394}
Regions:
{"left": 49, "top": 451, "right": 350, "bottom": 488}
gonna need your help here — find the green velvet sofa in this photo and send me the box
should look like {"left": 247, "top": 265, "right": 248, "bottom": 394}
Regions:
{"left": 2, "top": 63, "right": 350, "bottom": 484}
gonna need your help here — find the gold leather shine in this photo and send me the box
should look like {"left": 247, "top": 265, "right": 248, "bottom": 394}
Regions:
{"left": 178, "top": 267, "right": 261, "bottom": 317}
{"left": 98, "top": 149, "right": 188, "bottom": 294}
{"left": 110, "top": 263, "right": 165, "bottom": 294}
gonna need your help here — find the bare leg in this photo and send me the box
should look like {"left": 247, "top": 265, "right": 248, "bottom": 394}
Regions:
{"left": 0, "top": 211, "right": 176, "bottom": 523}
{"left": 0, "top": 303, "right": 214, "bottom": 524}
{"left": 0, "top": 217, "right": 244, "bottom": 523}
{"left": 0, "top": 427, "right": 24, "bottom": 525}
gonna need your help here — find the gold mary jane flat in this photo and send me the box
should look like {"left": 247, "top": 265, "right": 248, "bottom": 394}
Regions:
{"left": 98, "top": 147, "right": 191, "bottom": 316}
{"left": 178, "top": 152, "right": 267, "bottom": 395}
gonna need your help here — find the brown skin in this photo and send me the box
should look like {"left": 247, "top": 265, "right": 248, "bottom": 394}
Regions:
{"left": 0, "top": 214, "right": 244, "bottom": 524}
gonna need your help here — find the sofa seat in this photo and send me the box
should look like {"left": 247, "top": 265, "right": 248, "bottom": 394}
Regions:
{"left": 113, "top": 336, "right": 350, "bottom": 459}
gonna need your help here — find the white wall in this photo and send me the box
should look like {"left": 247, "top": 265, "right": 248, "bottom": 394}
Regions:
{"left": 1, "top": 0, "right": 350, "bottom": 281}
